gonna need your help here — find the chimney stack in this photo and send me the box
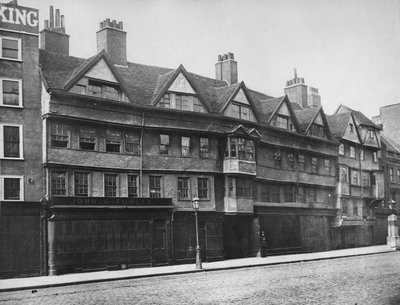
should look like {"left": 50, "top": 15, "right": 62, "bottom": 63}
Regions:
{"left": 215, "top": 52, "right": 238, "bottom": 85}
{"left": 97, "top": 18, "right": 127, "bottom": 66}
{"left": 40, "top": 6, "right": 69, "bottom": 55}
{"left": 284, "top": 69, "right": 321, "bottom": 108}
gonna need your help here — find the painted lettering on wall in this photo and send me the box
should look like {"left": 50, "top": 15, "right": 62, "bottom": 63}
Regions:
{"left": 0, "top": 4, "right": 39, "bottom": 32}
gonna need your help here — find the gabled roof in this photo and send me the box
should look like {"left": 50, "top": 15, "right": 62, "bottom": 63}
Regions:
{"left": 266, "top": 95, "right": 301, "bottom": 131}
{"left": 334, "top": 104, "right": 378, "bottom": 129}
{"left": 327, "top": 112, "right": 352, "bottom": 138}
{"left": 227, "top": 125, "right": 261, "bottom": 139}
{"left": 381, "top": 133, "right": 400, "bottom": 153}
{"left": 295, "top": 106, "right": 332, "bottom": 139}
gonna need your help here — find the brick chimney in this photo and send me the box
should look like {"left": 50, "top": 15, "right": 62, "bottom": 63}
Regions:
{"left": 40, "top": 6, "right": 69, "bottom": 55}
{"left": 97, "top": 19, "right": 127, "bottom": 66}
{"left": 215, "top": 52, "right": 238, "bottom": 85}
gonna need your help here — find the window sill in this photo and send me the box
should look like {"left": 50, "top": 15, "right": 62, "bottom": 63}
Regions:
{"left": 0, "top": 157, "right": 24, "bottom": 160}
{"left": 0, "top": 105, "right": 23, "bottom": 109}
{"left": 0, "top": 57, "right": 22, "bottom": 63}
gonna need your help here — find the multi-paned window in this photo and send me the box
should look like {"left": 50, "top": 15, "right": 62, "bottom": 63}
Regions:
{"left": 339, "top": 144, "right": 344, "bottom": 155}
{"left": 232, "top": 103, "right": 250, "bottom": 120}
{"left": 199, "top": 137, "right": 209, "bottom": 158}
{"left": 79, "top": 127, "right": 96, "bottom": 150}
{"left": 309, "top": 123, "right": 324, "bottom": 138}
{"left": 297, "top": 186, "right": 305, "bottom": 203}
{"left": 390, "top": 168, "right": 394, "bottom": 183}
{"left": 373, "top": 152, "right": 378, "bottom": 163}
{"left": 125, "top": 133, "right": 139, "bottom": 155}
{"left": 159, "top": 93, "right": 171, "bottom": 108}
{"left": 149, "top": 176, "right": 162, "bottom": 198}
{"left": 324, "top": 159, "right": 330, "bottom": 174}
{"left": 175, "top": 94, "right": 189, "bottom": 111}
{"left": 128, "top": 175, "right": 138, "bottom": 198}
{"left": 226, "top": 137, "right": 254, "bottom": 160}
{"left": 283, "top": 185, "right": 295, "bottom": 202}
{"left": 298, "top": 154, "right": 305, "bottom": 171}
{"left": 1, "top": 78, "right": 22, "bottom": 107}
{"left": 181, "top": 136, "right": 190, "bottom": 157}
{"left": 273, "top": 150, "right": 282, "bottom": 168}
{"left": 397, "top": 170, "right": 400, "bottom": 184}
{"left": 311, "top": 157, "right": 318, "bottom": 173}
{"left": 0, "top": 36, "right": 21, "bottom": 60}
{"left": 74, "top": 172, "right": 89, "bottom": 196}
{"left": 160, "top": 134, "right": 170, "bottom": 155}
{"left": 351, "top": 170, "right": 359, "bottom": 186}
{"left": 341, "top": 166, "right": 349, "bottom": 183}
{"left": 362, "top": 172, "right": 370, "bottom": 187}
{"left": 106, "top": 129, "right": 122, "bottom": 153}
{"left": 177, "top": 177, "right": 189, "bottom": 199}
{"left": 1, "top": 124, "right": 23, "bottom": 158}
{"left": 236, "top": 178, "right": 252, "bottom": 198}
{"left": 159, "top": 93, "right": 205, "bottom": 112}
{"left": 307, "top": 188, "right": 317, "bottom": 203}
{"left": 51, "top": 171, "right": 66, "bottom": 196}
{"left": 1, "top": 176, "right": 23, "bottom": 200}
{"left": 87, "top": 79, "right": 121, "bottom": 101}
{"left": 104, "top": 174, "right": 118, "bottom": 197}
{"left": 51, "top": 123, "right": 69, "bottom": 148}
{"left": 360, "top": 150, "right": 365, "bottom": 161}
{"left": 197, "top": 178, "right": 209, "bottom": 199}
{"left": 287, "top": 153, "right": 294, "bottom": 169}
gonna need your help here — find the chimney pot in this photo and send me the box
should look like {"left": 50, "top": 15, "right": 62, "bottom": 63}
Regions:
{"left": 112, "top": 20, "right": 117, "bottom": 28}
{"left": 61, "top": 15, "right": 65, "bottom": 29}
{"left": 119, "top": 21, "right": 123, "bottom": 30}
{"left": 55, "top": 9, "right": 60, "bottom": 27}
{"left": 49, "top": 6, "right": 54, "bottom": 28}
{"left": 218, "top": 55, "right": 222, "bottom": 61}
{"left": 44, "top": 20, "right": 49, "bottom": 29}
{"left": 100, "top": 21, "right": 104, "bottom": 29}
{"left": 223, "top": 54, "right": 228, "bottom": 60}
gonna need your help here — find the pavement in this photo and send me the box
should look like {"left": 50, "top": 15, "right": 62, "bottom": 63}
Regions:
{"left": 0, "top": 244, "right": 396, "bottom": 293}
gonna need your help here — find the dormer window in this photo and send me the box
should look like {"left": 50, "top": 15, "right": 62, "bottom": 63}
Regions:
{"left": 349, "top": 123, "right": 354, "bottom": 132}
{"left": 71, "top": 78, "right": 123, "bottom": 101}
{"left": 159, "top": 92, "right": 205, "bottom": 113}
{"left": 232, "top": 103, "right": 250, "bottom": 120}
{"left": 309, "top": 123, "right": 325, "bottom": 138}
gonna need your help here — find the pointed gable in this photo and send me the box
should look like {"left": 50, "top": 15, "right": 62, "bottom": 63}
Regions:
{"left": 342, "top": 114, "right": 361, "bottom": 144}
{"left": 296, "top": 107, "right": 332, "bottom": 139}
{"left": 221, "top": 82, "right": 259, "bottom": 123}
{"left": 168, "top": 72, "right": 196, "bottom": 94}
{"left": 84, "top": 58, "right": 118, "bottom": 83}
{"left": 268, "top": 96, "right": 299, "bottom": 132}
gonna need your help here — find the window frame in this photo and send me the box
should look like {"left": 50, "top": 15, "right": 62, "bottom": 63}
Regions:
{"left": 149, "top": 176, "right": 162, "bottom": 198}
{"left": 1, "top": 175, "right": 24, "bottom": 201}
{"left": 51, "top": 171, "right": 67, "bottom": 196}
{"left": 339, "top": 144, "right": 344, "bottom": 155}
{"left": 79, "top": 127, "right": 96, "bottom": 151}
{"left": 199, "top": 137, "right": 209, "bottom": 158}
{"left": 128, "top": 174, "right": 138, "bottom": 198}
{"left": 125, "top": 132, "right": 140, "bottom": 155}
{"left": 311, "top": 157, "right": 318, "bottom": 173}
{"left": 0, "top": 36, "right": 22, "bottom": 61}
{"left": 159, "top": 134, "right": 170, "bottom": 155}
{"left": 0, "top": 124, "right": 23, "bottom": 159}
{"left": 50, "top": 122, "right": 70, "bottom": 148}
{"left": 105, "top": 129, "right": 122, "bottom": 153}
{"left": 1, "top": 78, "right": 23, "bottom": 107}
{"left": 350, "top": 146, "right": 356, "bottom": 158}
{"left": 181, "top": 136, "right": 191, "bottom": 157}
{"left": 236, "top": 177, "right": 252, "bottom": 198}
{"left": 232, "top": 102, "right": 251, "bottom": 120}
{"left": 74, "top": 172, "right": 89, "bottom": 197}
{"left": 177, "top": 177, "right": 190, "bottom": 200}
{"left": 104, "top": 173, "right": 118, "bottom": 197}
{"left": 197, "top": 177, "right": 209, "bottom": 200}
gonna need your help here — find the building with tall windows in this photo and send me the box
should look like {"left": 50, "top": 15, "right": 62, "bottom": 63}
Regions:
{"left": 0, "top": 0, "right": 42, "bottom": 278}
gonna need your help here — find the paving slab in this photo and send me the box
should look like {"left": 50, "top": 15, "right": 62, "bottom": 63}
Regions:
{"left": 0, "top": 245, "right": 395, "bottom": 293}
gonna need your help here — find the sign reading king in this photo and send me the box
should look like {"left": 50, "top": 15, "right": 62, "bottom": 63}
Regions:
{"left": 0, "top": 3, "right": 39, "bottom": 34}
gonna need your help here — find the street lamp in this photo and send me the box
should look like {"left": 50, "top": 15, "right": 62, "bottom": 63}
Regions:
{"left": 388, "top": 199, "right": 397, "bottom": 213}
{"left": 192, "top": 196, "right": 202, "bottom": 269}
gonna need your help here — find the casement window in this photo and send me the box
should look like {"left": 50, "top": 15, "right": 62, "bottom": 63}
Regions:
{"left": 353, "top": 202, "right": 358, "bottom": 216}
{"left": 193, "top": 97, "right": 205, "bottom": 112}
{"left": 349, "top": 123, "right": 354, "bottom": 133}
{"left": 74, "top": 172, "right": 89, "bottom": 196}
{"left": 232, "top": 103, "right": 250, "bottom": 120}
{"left": 311, "top": 157, "right": 318, "bottom": 173}
{"left": 159, "top": 93, "right": 171, "bottom": 108}
{"left": 104, "top": 174, "right": 118, "bottom": 197}
{"left": 373, "top": 152, "right": 378, "bottom": 163}
{"left": 307, "top": 188, "right": 317, "bottom": 203}
{"left": 236, "top": 178, "right": 252, "bottom": 198}
{"left": 159, "top": 93, "right": 205, "bottom": 113}
{"left": 226, "top": 137, "right": 254, "bottom": 160}
{"left": 51, "top": 171, "right": 67, "bottom": 196}
{"left": 197, "top": 177, "right": 209, "bottom": 199}
{"left": 79, "top": 127, "right": 96, "bottom": 150}
{"left": 0, "top": 36, "right": 21, "bottom": 60}
{"left": 360, "top": 150, "right": 365, "bottom": 161}
{"left": 350, "top": 146, "right": 356, "bottom": 158}
{"left": 273, "top": 150, "right": 282, "bottom": 168}
{"left": 149, "top": 176, "right": 162, "bottom": 198}
{"left": 87, "top": 79, "right": 121, "bottom": 101}
{"left": 125, "top": 133, "right": 139, "bottom": 155}
{"left": 342, "top": 199, "right": 348, "bottom": 214}
{"left": 351, "top": 170, "right": 359, "bottom": 186}
{"left": 390, "top": 168, "right": 394, "bottom": 183}
{"left": 297, "top": 186, "right": 305, "bottom": 203}
{"left": 368, "top": 130, "right": 374, "bottom": 139}
{"left": 181, "top": 136, "right": 190, "bottom": 157}
{"left": 1, "top": 176, "right": 23, "bottom": 200}
{"left": 339, "top": 144, "right": 344, "bottom": 155}
{"left": 128, "top": 175, "right": 138, "bottom": 198}
{"left": 1, "top": 124, "right": 23, "bottom": 159}
{"left": 287, "top": 153, "right": 294, "bottom": 169}
{"left": 298, "top": 154, "right": 305, "bottom": 171}
{"left": 270, "top": 184, "right": 280, "bottom": 202}
{"left": 276, "top": 115, "right": 289, "bottom": 130}
{"left": 283, "top": 185, "right": 295, "bottom": 202}
{"left": 51, "top": 123, "right": 69, "bottom": 148}
{"left": 160, "top": 134, "right": 169, "bottom": 155}
{"left": 309, "top": 123, "right": 324, "bottom": 137}
{"left": 324, "top": 159, "right": 330, "bottom": 174}
{"left": 199, "top": 137, "right": 209, "bottom": 158}
{"left": 341, "top": 167, "right": 349, "bottom": 183}
{"left": 106, "top": 129, "right": 122, "bottom": 153}
{"left": 362, "top": 173, "right": 370, "bottom": 187}
{"left": 175, "top": 94, "right": 189, "bottom": 111}
{"left": 178, "top": 177, "right": 190, "bottom": 199}
{"left": 1, "top": 78, "right": 22, "bottom": 107}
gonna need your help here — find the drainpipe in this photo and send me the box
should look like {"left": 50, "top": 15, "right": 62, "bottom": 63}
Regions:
{"left": 140, "top": 112, "right": 145, "bottom": 197}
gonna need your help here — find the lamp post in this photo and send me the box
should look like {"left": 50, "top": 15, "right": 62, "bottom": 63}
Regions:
{"left": 387, "top": 200, "right": 400, "bottom": 249}
{"left": 192, "top": 196, "right": 202, "bottom": 269}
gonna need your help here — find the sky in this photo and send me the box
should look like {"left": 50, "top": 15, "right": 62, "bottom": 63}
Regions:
{"left": 23, "top": 0, "right": 400, "bottom": 118}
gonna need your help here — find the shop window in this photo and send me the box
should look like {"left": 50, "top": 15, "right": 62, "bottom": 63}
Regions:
{"left": 1, "top": 124, "right": 23, "bottom": 158}
{"left": 1, "top": 78, "right": 22, "bottom": 107}
{"left": 178, "top": 177, "right": 189, "bottom": 199}
{"left": 0, "top": 36, "right": 21, "bottom": 60}
{"left": 128, "top": 175, "right": 138, "bottom": 198}
{"left": 106, "top": 129, "right": 122, "bottom": 153}
{"left": 51, "top": 171, "right": 66, "bottom": 196}
{"left": 104, "top": 174, "right": 118, "bottom": 197}
{"left": 197, "top": 178, "right": 209, "bottom": 199}
{"left": 74, "top": 172, "right": 89, "bottom": 196}
{"left": 79, "top": 127, "right": 96, "bottom": 150}
{"left": 149, "top": 176, "right": 162, "bottom": 198}
{"left": 1, "top": 176, "right": 23, "bottom": 200}
{"left": 51, "top": 123, "right": 69, "bottom": 148}
{"left": 160, "top": 134, "right": 169, "bottom": 155}
{"left": 199, "top": 137, "right": 209, "bottom": 158}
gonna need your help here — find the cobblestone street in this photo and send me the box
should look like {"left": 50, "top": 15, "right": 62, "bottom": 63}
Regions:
{"left": 1, "top": 252, "right": 400, "bottom": 305}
